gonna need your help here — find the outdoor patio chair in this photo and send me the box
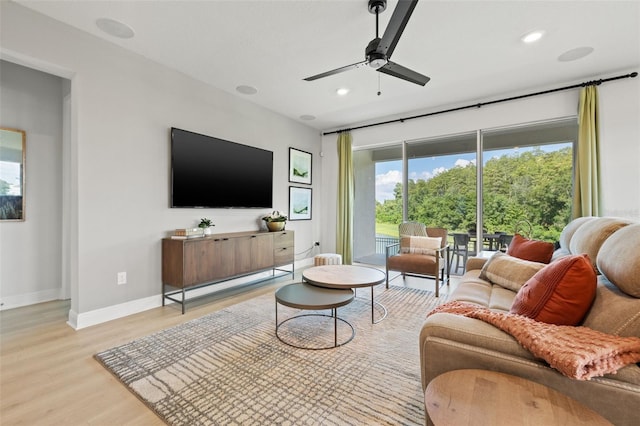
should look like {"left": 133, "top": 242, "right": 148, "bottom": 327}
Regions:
{"left": 498, "top": 234, "right": 514, "bottom": 252}
{"left": 450, "top": 233, "right": 476, "bottom": 274}
{"left": 398, "top": 221, "right": 428, "bottom": 237}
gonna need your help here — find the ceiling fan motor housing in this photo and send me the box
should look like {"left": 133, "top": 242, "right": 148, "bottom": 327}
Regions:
{"left": 366, "top": 38, "right": 387, "bottom": 68}
{"left": 368, "top": 0, "right": 387, "bottom": 14}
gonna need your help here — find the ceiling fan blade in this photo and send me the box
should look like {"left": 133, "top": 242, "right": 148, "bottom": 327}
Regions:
{"left": 377, "top": 0, "right": 419, "bottom": 58}
{"left": 378, "top": 61, "right": 430, "bottom": 86}
{"left": 303, "top": 61, "right": 368, "bottom": 81}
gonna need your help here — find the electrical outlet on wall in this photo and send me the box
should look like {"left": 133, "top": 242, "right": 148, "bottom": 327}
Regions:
{"left": 117, "top": 272, "right": 127, "bottom": 285}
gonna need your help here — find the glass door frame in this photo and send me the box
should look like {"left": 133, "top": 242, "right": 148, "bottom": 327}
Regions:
{"left": 355, "top": 116, "right": 576, "bottom": 263}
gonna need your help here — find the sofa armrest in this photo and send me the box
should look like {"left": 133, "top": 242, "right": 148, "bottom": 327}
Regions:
{"left": 466, "top": 256, "right": 488, "bottom": 271}
{"left": 419, "top": 313, "right": 537, "bottom": 389}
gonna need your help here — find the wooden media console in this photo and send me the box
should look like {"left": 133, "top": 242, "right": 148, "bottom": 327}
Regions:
{"left": 162, "top": 230, "right": 294, "bottom": 313}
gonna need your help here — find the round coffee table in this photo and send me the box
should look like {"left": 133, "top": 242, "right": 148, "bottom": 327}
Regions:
{"left": 275, "top": 282, "right": 355, "bottom": 350}
{"left": 302, "top": 265, "right": 387, "bottom": 323}
{"left": 425, "top": 369, "right": 613, "bottom": 425}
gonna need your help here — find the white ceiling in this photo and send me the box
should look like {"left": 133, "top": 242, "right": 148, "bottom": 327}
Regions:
{"left": 15, "top": 0, "right": 640, "bottom": 131}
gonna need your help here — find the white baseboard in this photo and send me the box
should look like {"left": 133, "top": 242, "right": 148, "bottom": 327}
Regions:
{"left": 68, "top": 294, "right": 162, "bottom": 330}
{"left": 68, "top": 261, "right": 306, "bottom": 330}
{"left": 0, "top": 288, "right": 64, "bottom": 311}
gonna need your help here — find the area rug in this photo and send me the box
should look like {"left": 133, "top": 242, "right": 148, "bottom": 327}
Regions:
{"left": 95, "top": 286, "right": 446, "bottom": 425}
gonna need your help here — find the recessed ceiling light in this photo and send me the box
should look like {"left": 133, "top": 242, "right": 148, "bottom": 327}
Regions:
{"left": 299, "top": 115, "right": 316, "bottom": 121}
{"left": 96, "top": 18, "right": 135, "bottom": 39}
{"left": 236, "top": 85, "right": 258, "bottom": 95}
{"left": 336, "top": 88, "right": 350, "bottom": 96}
{"left": 521, "top": 30, "right": 544, "bottom": 44}
{"left": 558, "top": 46, "right": 594, "bottom": 62}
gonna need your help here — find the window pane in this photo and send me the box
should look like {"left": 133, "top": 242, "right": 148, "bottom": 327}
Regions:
{"left": 375, "top": 159, "right": 403, "bottom": 236}
{"left": 406, "top": 133, "right": 477, "bottom": 232}
{"left": 482, "top": 120, "right": 576, "bottom": 245}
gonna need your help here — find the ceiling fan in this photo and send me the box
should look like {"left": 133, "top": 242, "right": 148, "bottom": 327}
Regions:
{"left": 304, "top": 0, "right": 430, "bottom": 87}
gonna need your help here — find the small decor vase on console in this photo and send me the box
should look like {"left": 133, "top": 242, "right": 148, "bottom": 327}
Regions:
{"left": 266, "top": 221, "right": 285, "bottom": 232}
{"left": 198, "top": 217, "right": 215, "bottom": 235}
{"left": 262, "top": 210, "right": 287, "bottom": 232}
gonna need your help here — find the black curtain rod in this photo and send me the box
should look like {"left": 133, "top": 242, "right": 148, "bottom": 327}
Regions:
{"left": 323, "top": 71, "right": 638, "bottom": 136}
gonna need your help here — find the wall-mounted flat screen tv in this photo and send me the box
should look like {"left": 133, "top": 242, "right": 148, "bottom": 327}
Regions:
{"left": 171, "top": 127, "right": 273, "bottom": 208}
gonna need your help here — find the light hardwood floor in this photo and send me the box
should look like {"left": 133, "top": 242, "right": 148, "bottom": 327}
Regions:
{"left": 0, "top": 267, "right": 459, "bottom": 425}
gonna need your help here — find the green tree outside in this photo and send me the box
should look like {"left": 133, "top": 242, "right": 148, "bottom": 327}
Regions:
{"left": 376, "top": 147, "right": 572, "bottom": 242}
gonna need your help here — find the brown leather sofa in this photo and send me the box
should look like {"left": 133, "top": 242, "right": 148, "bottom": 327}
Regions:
{"left": 419, "top": 217, "right": 640, "bottom": 426}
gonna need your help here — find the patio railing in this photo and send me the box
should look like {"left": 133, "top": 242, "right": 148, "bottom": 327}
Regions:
{"left": 376, "top": 236, "right": 399, "bottom": 254}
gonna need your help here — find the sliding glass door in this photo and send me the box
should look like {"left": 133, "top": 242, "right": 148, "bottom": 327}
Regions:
{"left": 352, "top": 117, "right": 576, "bottom": 265}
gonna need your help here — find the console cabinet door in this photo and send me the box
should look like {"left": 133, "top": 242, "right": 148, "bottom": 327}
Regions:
{"left": 251, "top": 233, "right": 274, "bottom": 270}
{"left": 233, "top": 236, "right": 253, "bottom": 275}
{"left": 210, "top": 238, "right": 236, "bottom": 280}
{"left": 183, "top": 239, "right": 216, "bottom": 286}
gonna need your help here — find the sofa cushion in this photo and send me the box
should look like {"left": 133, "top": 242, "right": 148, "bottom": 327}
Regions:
{"left": 450, "top": 269, "right": 516, "bottom": 312}
{"left": 550, "top": 248, "right": 571, "bottom": 262}
{"left": 582, "top": 280, "right": 640, "bottom": 337}
{"left": 510, "top": 254, "right": 597, "bottom": 325}
{"left": 596, "top": 223, "right": 640, "bottom": 298}
{"left": 450, "top": 277, "right": 493, "bottom": 307}
{"left": 465, "top": 257, "right": 489, "bottom": 272}
{"left": 558, "top": 216, "right": 595, "bottom": 250}
{"left": 400, "top": 236, "right": 441, "bottom": 256}
{"left": 479, "top": 252, "right": 545, "bottom": 292}
{"left": 569, "top": 217, "right": 633, "bottom": 269}
{"left": 488, "top": 286, "right": 517, "bottom": 312}
{"left": 507, "top": 233, "right": 555, "bottom": 263}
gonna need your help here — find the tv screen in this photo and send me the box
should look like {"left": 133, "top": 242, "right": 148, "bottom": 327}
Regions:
{"left": 171, "top": 128, "right": 273, "bottom": 208}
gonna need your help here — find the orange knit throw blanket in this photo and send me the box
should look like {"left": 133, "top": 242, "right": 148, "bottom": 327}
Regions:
{"left": 428, "top": 301, "right": 640, "bottom": 380}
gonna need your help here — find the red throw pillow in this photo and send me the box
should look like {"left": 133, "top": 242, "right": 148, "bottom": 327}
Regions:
{"left": 510, "top": 254, "right": 597, "bottom": 325}
{"left": 507, "top": 233, "right": 555, "bottom": 264}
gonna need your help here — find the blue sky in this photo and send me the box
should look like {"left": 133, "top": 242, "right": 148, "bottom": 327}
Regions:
{"left": 375, "top": 143, "right": 570, "bottom": 202}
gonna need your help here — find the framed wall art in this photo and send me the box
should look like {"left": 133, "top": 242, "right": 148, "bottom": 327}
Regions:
{"left": 289, "top": 186, "right": 312, "bottom": 221}
{"left": 288, "top": 147, "right": 312, "bottom": 185}
{"left": 0, "top": 127, "right": 26, "bottom": 221}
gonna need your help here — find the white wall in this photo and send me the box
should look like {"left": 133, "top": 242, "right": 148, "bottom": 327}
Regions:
{"left": 1, "top": 2, "right": 321, "bottom": 327}
{"left": 321, "top": 73, "right": 640, "bottom": 253}
{"left": 0, "top": 60, "right": 64, "bottom": 309}
{"left": 598, "top": 79, "right": 640, "bottom": 218}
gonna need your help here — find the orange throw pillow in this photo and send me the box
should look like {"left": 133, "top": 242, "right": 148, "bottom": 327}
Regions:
{"left": 507, "top": 233, "right": 555, "bottom": 264}
{"left": 510, "top": 254, "right": 597, "bottom": 325}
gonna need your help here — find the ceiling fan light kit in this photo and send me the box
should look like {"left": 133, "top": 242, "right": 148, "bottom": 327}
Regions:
{"left": 368, "top": 51, "right": 387, "bottom": 69}
{"left": 304, "top": 0, "right": 430, "bottom": 87}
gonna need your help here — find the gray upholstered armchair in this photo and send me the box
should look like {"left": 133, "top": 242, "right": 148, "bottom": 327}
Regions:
{"left": 385, "top": 223, "right": 450, "bottom": 297}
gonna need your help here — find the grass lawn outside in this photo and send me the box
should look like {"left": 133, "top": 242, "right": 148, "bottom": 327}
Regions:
{"left": 376, "top": 222, "right": 399, "bottom": 237}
